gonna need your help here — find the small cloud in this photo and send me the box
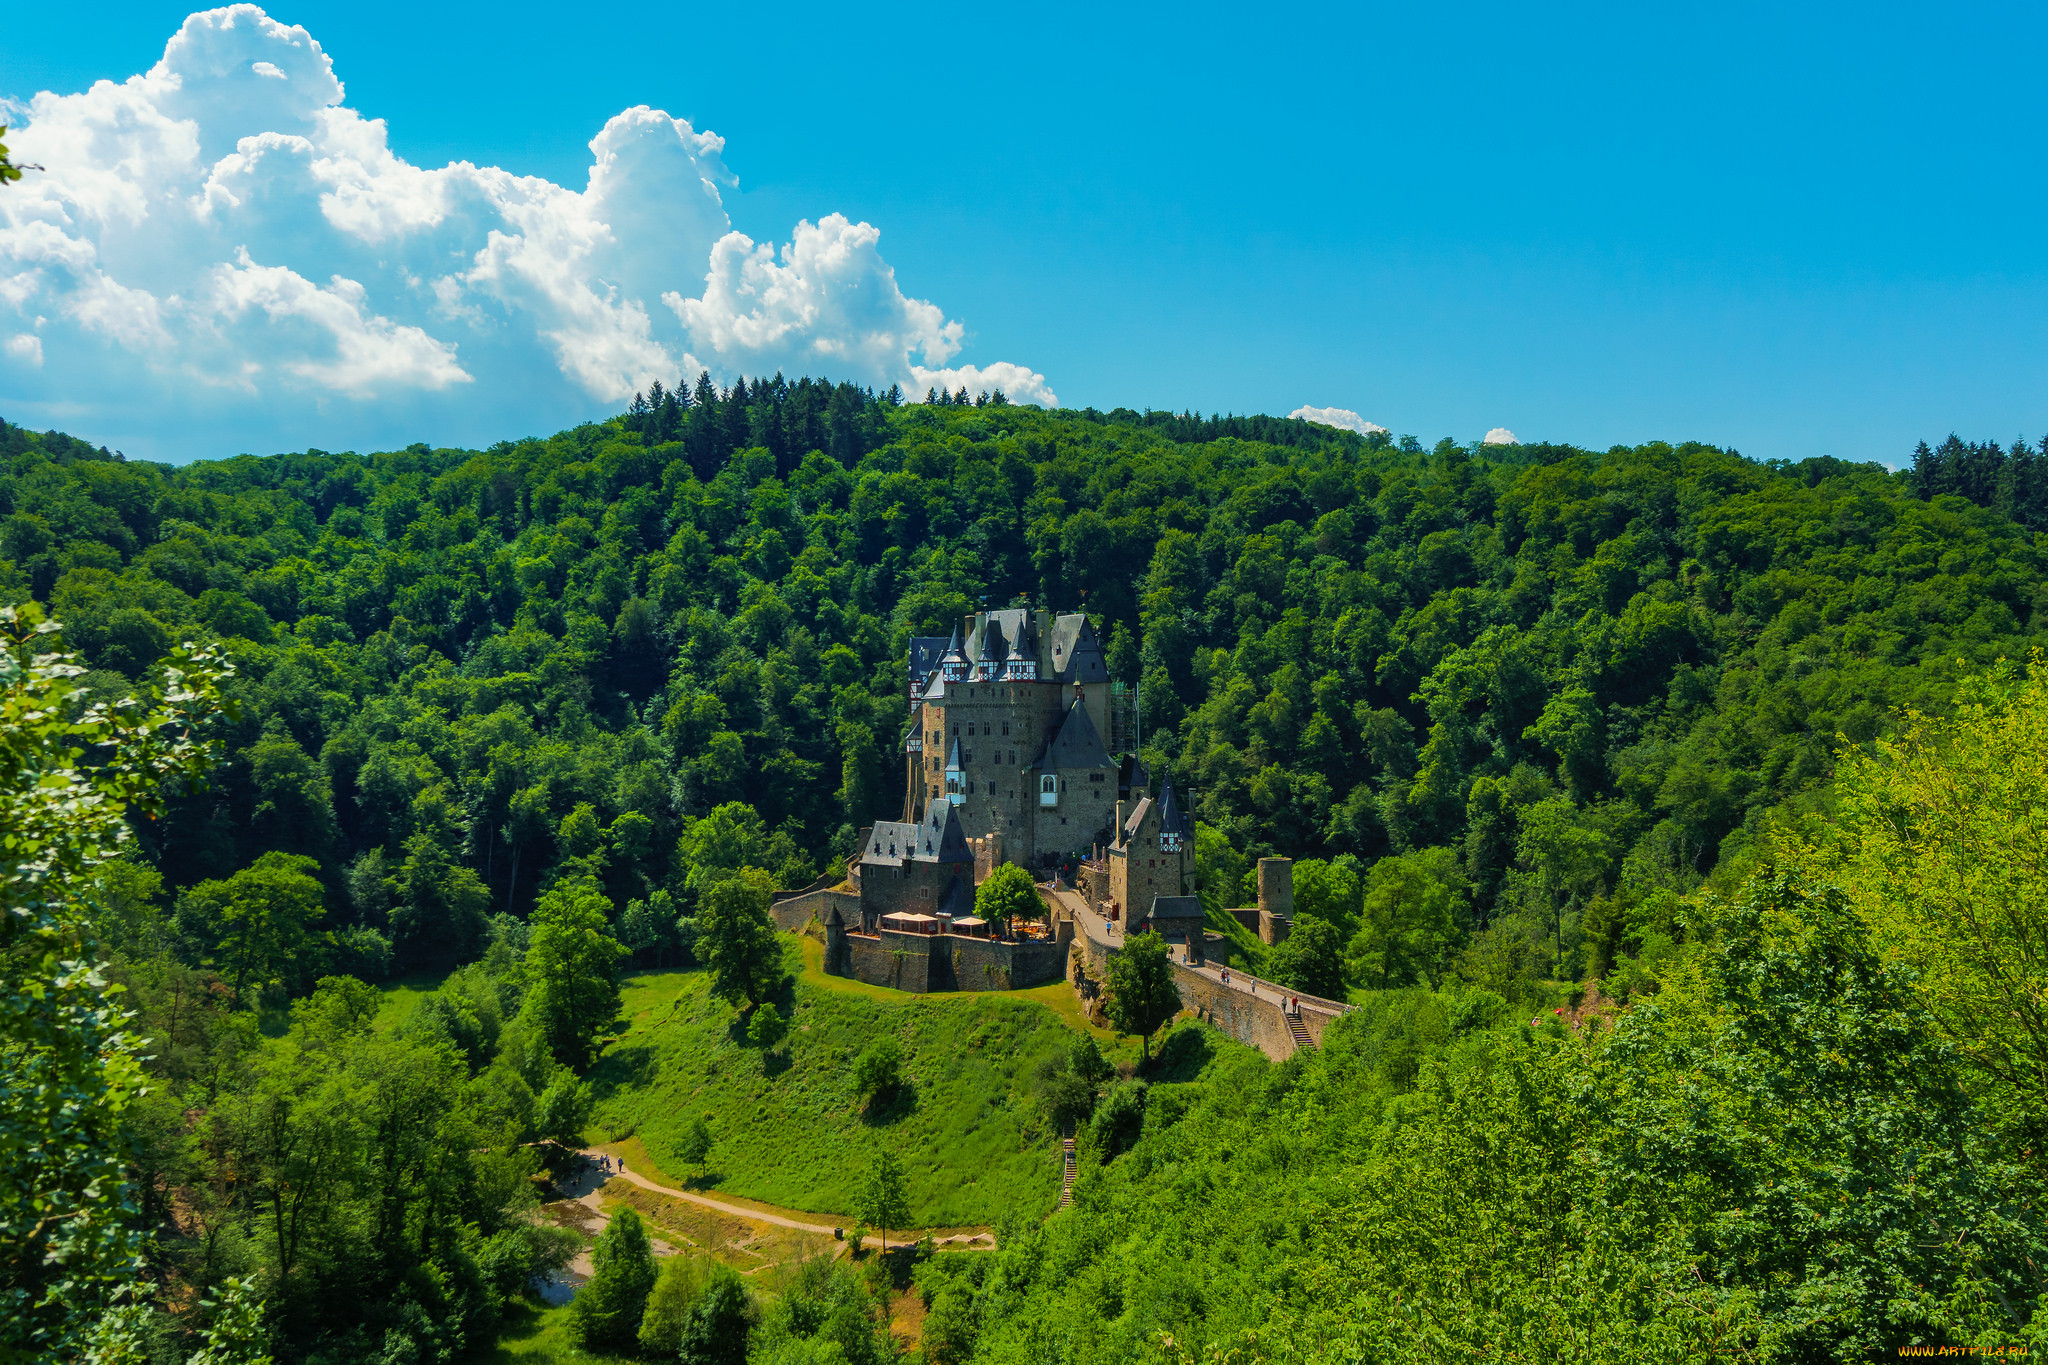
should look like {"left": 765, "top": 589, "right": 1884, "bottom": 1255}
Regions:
{"left": 1291, "top": 404, "right": 1386, "bottom": 436}
{"left": 1483, "top": 427, "right": 1519, "bottom": 445}
{"left": 250, "top": 61, "right": 286, "bottom": 79}
{"left": 911, "top": 360, "right": 1057, "bottom": 407}
{"left": 5, "top": 333, "right": 42, "bottom": 367}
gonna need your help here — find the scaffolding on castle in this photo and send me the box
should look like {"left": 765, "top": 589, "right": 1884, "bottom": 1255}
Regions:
{"left": 1107, "top": 680, "right": 1141, "bottom": 756}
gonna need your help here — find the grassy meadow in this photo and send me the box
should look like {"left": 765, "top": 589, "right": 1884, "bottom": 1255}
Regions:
{"left": 588, "top": 946, "right": 1077, "bottom": 1227}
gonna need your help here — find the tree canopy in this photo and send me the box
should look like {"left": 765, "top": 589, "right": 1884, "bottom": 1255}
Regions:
{"left": 1103, "top": 930, "right": 1180, "bottom": 1059}
{"left": 7, "top": 386, "right": 2048, "bottom": 1358}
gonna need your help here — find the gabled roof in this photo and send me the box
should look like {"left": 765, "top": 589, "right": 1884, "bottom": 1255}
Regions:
{"left": 1119, "top": 795, "right": 1154, "bottom": 844}
{"left": 1036, "top": 694, "right": 1113, "bottom": 773}
{"left": 922, "top": 799, "right": 974, "bottom": 863}
{"left": 1049, "top": 614, "right": 1109, "bottom": 685}
{"left": 937, "top": 876, "right": 972, "bottom": 917}
{"left": 946, "top": 736, "right": 963, "bottom": 771}
{"left": 1142, "top": 894, "right": 1203, "bottom": 922}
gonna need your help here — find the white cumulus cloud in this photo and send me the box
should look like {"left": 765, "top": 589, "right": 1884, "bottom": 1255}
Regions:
{"left": 1290, "top": 404, "right": 1387, "bottom": 436}
{"left": 0, "top": 5, "right": 1051, "bottom": 459}
{"left": 1483, "top": 427, "right": 1519, "bottom": 445}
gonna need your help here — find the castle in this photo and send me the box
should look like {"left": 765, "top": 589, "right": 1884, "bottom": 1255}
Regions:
{"left": 899, "top": 608, "right": 1121, "bottom": 866}
{"left": 770, "top": 608, "right": 1205, "bottom": 991}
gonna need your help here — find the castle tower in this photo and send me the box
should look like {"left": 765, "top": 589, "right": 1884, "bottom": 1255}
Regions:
{"left": 1257, "top": 857, "right": 1293, "bottom": 946}
{"left": 1107, "top": 769, "right": 1201, "bottom": 944}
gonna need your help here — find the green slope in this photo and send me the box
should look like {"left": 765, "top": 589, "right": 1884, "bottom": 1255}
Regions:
{"left": 586, "top": 949, "right": 1078, "bottom": 1227}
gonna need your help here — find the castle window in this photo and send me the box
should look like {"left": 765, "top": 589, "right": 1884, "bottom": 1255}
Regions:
{"left": 1002, "top": 721, "right": 1010, "bottom": 735}
{"left": 1039, "top": 773, "right": 1058, "bottom": 808}
{"left": 1090, "top": 771, "right": 1104, "bottom": 782}
{"left": 952, "top": 723, "right": 959, "bottom": 735}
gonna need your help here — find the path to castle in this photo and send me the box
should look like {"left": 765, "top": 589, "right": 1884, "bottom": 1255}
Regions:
{"left": 574, "top": 1149, "right": 995, "bottom": 1249}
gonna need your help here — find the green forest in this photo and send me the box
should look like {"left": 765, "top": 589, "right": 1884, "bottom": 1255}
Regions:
{"left": 5, "top": 381, "right": 2048, "bottom": 1363}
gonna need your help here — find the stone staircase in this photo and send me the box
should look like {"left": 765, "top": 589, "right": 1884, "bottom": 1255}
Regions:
{"left": 1286, "top": 1010, "right": 1313, "bottom": 1054}
{"left": 1058, "top": 1137, "right": 1077, "bottom": 1209}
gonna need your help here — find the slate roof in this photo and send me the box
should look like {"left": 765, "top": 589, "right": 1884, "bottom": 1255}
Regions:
{"left": 1049, "top": 615, "right": 1109, "bottom": 685}
{"left": 907, "top": 637, "right": 950, "bottom": 689}
{"left": 973, "top": 607, "right": 1054, "bottom": 665}
{"left": 862, "top": 820, "right": 919, "bottom": 868}
{"left": 1155, "top": 771, "right": 1193, "bottom": 841}
{"left": 1118, "top": 773, "right": 1192, "bottom": 846}
{"left": 1143, "top": 894, "right": 1204, "bottom": 922}
{"left": 1121, "top": 752, "right": 1150, "bottom": 797}
{"left": 1120, "top": 795, "right": 1154, "bottom": 844}
{"left": 860, "top": 800, "right": 972, "bottom": 867}
{"left": 919, "top": 623, "right": 970, "bottom": 701}
{"left": 966, "top": 608, "right": 1033, "bottom": 664}
{"left": 1035, "top": 694, "right": 1114, "bottom": 772}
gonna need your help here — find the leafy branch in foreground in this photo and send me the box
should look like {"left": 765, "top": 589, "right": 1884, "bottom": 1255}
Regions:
{"left": 0, "top": 604, "right": 230, "bottom": 1360}
{"left": 0, "top": 126, "right": 42, "bottom": 186}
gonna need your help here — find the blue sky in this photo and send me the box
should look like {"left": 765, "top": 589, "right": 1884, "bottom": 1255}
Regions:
{"left": 2, "top": 1, "right": 2043, "bottom": 463}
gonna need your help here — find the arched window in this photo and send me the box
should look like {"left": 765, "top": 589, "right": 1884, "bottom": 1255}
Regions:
{"left": 1039, "top": 774, "right": 1058, "bottom": 808}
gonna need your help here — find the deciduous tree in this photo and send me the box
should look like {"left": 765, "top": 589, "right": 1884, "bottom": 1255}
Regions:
{"left": 1104, "top": 930, "right": 1180, "bottom": 1061}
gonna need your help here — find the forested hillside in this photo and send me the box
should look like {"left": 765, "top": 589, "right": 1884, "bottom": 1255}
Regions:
{"left": 3, "top": 389, "right": 2041, "bottom": 992}
{"left": 6, "top": 384, "right": 2048, "bottom": 1362}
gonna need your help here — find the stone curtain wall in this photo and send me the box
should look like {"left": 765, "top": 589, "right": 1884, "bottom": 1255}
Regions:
{"left": 1173, "top": 970, "right": 1300, "bottom": 1061}
{"left": 834, "top": 929, "right": 1065, "bottom": 993}
{"left": 769, "top": 888, "right": 863, "bottom": 933}
{"left": 1067, "top": 924, "right": 1337, "bottom": 1062}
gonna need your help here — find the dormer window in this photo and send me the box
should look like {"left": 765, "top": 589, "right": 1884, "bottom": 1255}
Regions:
{"left": 1161, "top": 829, "right": 1183, "bottom": 854}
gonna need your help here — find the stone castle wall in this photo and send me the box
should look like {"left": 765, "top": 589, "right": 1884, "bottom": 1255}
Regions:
{"left": 769, "top": 888, "right": 863, "bottom": 934}
{"left": 1078, "top": 864, "right": 1110, "bottom": 916}
{"left": 1066, "top": 918, "right": 1338, "bottom": 1062}
{"left": 833, "top": 927, "right": 1067, "bottom": 994}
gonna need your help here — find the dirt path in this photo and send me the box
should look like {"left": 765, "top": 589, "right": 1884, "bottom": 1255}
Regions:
{"left": 576, "top": 1150, "right": 994, "bottom": 1249}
